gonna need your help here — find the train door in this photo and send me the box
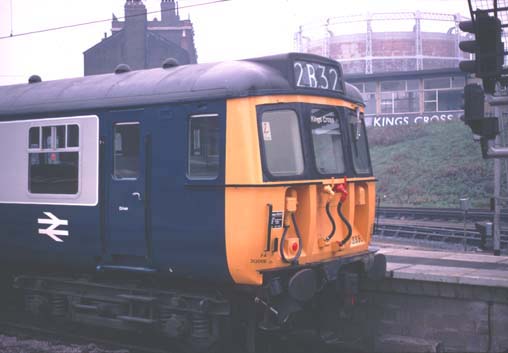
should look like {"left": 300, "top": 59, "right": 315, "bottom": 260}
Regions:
{"left": 105, "top": 110, "right": 149, "bottom": 262}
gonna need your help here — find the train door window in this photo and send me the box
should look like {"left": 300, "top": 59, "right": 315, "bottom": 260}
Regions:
{"left": 260, "top": 109, "right": 304, "bottom": 177}
{"left": 56, "top": 126, "right": 66, "bottom": 148}
{"left": 309, "top": 107, "right": 345, "bottom": 175}
{"left": 67, "top": 125, "right": 79, "bottom": 147}
{"left": 42, "top": 126, "right": 52, "bottom": 149}
{"left": 347, "top": 109, "right": 372, "bottom": 175}
{"left": 29, "top": 127, "right": 40, "bottom": 148}
{"left": 113, "top": 123, "right": 140, "bottom": 179}
{"left": 188, "top": 114, "right": 219, "bottom": 179}
{"left": 28, "top": 124, "right": 80, "bottom": 194}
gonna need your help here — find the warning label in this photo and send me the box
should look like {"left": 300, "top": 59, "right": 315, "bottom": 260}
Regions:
{"left": 271, "top": 211, "right": 283, "bottom": 229}
{"left": 262, "top": 122, "right": 272, "bottom": 141}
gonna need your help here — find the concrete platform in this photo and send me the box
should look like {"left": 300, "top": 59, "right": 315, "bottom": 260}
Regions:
{"left": 347, "top": 242, "right": 508, "bottom": 352}
{"left": 375, "top": 242, "right": 508, "bottom": 289}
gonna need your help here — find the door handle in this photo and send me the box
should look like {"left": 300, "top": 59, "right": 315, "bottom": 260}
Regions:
{"left": 132, "top": 192, "right": 142, "bottom": 201}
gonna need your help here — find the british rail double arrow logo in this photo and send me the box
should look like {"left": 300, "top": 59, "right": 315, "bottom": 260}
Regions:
{"left": 37, "top": 212, "right": 69, "bottom": 242}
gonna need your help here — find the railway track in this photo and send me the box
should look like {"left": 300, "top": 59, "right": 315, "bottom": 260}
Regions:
{"left": 375, "top": 206, "right": 508, "bottom": 249}
{"left": 375, "top": 222, "right": 508, "bottom": 249}
{"left": 0, "top": 310, "right": 171, "bottom": 353}
{"left": 377, "top": 206, "right": 508, "bottom": 223}
{"left": 0, "top": 309, "right": 340, "bottom": 353}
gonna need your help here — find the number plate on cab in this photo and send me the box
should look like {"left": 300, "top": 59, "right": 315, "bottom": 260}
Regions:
{"left": 293, "top": 60, "right": 343, "bottom": 93}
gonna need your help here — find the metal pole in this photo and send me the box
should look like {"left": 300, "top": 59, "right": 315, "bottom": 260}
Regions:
{"left": 374, "top": 195, "right": 381, "bottom": 235}
{"left": 463, "top": 210, "right": 467, "bottom": 251}
{"left": 493, "top": 125, "right": 502, "bottom": 255}
{"left": 460, "top": 198, "right": 470, "bottom": 251}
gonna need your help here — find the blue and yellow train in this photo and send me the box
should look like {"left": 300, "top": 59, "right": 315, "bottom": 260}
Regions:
{"left": 0, "top": 53, "right": 385, "bottom": 352}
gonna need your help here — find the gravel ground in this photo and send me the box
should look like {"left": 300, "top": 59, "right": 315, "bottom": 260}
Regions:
{"left": 0, "top": 334, "right": 130, "bottom": 353}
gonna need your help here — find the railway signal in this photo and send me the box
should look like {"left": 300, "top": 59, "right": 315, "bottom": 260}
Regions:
{"left": 462, "top": 83, "right": 498, "bottom": 140}
{"left": 459, "top": 10, "right": 504, "bottom": 94}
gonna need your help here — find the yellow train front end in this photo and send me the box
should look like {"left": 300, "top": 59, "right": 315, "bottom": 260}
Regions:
{"left": 224, "top": 91, "right": 386, "bottom": 337}
{"left": 225, "top": 95, "right": 378, "bottom": 287}
{"left": 220, "top": 54, "right": 387, "bottom": 341}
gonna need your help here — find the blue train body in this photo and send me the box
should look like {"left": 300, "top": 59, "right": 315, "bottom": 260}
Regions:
{"left": 0, "top": 100, "right": 230, "bottom": 282}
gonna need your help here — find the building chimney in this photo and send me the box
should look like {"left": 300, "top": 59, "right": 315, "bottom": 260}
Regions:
{"left": 161, "top": 0, "right": 179, "bottom": 25}
{"left": 123, "top": 0, "right": 147, "bottom": 70}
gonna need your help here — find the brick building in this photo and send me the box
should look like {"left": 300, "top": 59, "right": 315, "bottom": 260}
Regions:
{"left": 84, "top": 0, "right": 197, "bottom": 76}
{"left": 296, "top": 12, "right": 471, "bottom": 127}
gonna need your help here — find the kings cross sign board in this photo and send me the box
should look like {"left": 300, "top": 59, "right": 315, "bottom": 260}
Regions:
{"left": 365, "top": 111, "right": 462, "bottom": 128}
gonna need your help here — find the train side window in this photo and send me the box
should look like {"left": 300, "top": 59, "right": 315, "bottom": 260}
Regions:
{"left": 113, "top": 123, "right": 140, "bottom": 179}
{"left": 188, "top": 114, "right": 219, "bottom": 179}
{"left": 347, "top": 109, "right": 372, "bottom": 175}
{"left": 42, "top": 126, "right": 52, "bottom": 149}
{"left": 261, "top": 109, "right": 304, "bottom": 177}
{"left": 67, "top": 125, "right": 79, "bottom": 147}
{"left": 28, "top": 124, "right": 80, "bottom": 195}
{"left": 29, "top": 127, "right": 40, "bottom": 148}
{"left": 56, "top": 126, "right": 66, "bottom": 148}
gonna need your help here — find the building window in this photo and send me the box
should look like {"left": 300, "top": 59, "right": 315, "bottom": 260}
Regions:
{"left": 114, "top": 123, "right": 140, "bottom": 179}
{"left": 260, "top": 109, "right": 304, "bottom": 177}
{"left": 423, "top": 76, "right": 463, "bottom": 113}
{"left": 424, "top": 91, "right": 437, "bottom": 112}
{"left": 363, "top": 92, "right": 377, "bottom": 114}
{"left": 423, "top": 77, "right": 451, "bottom": 90}
{"left": 364, "top": 81, "right": 376, "bottom": 92}
{"left": 438, "top": 89, "right": 462, "bottom": 111}
{"left": 394, "top": 91, "right": 419, "bottom": 113}
{"left": 381, "top": 92, "right": 394, "bottom": 113}
{"left": 353, "top": 81, "right": 377, "bottom": 115}
{"left": 379, "top": 80, "right": 420, "bottom": 114}
{"left": 188, "top": 114, "right": 220, "bottom": 179}
{"left": 451, "top": 76, "right": 466, "bottom": 88}
{"left": 28, "top": 124, "right": 80, "bottom": 194}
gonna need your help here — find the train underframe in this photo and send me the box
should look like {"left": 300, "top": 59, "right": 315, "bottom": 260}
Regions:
{"left": 10, "top": 250, "right": 386, "bottom": 353}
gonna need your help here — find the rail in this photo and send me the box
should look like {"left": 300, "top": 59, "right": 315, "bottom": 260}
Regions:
{"left": 377, "top": 206, "right": 508, "bottom": 223}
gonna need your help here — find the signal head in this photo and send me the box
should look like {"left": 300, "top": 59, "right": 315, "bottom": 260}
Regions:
{"left": 459, "top": 20, "right": 475, "bottom": 33}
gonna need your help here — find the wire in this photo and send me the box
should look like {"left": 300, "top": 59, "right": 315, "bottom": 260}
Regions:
{"left": 10, "top": 0, "right": 13, "bottom": 37}
{"left": 0, "top": 0, "right": 230, "bottom": 40}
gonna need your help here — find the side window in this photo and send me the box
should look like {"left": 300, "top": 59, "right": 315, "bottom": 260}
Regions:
{"left": 347, "top": 109, "right": 372, "bottom": 175}
{"left": 113, "top": 123, "right": 140, "bottom": 179}
{"left": 28, "top": 124, "right": 80, "bottom": 194}
{"left": 188, "top": 114, "right": 220, "bottom": 179}
{"left": 261, "top": 109, "right": 304, "bottom": 177}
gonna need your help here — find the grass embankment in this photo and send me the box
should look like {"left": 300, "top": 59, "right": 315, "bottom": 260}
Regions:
{"left": 368, "top": 121, "right": 495, "bottom": 208}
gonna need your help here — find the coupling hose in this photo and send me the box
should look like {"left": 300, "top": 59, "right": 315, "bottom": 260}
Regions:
{"left": 325, "top": 201, "right": 336, "bottom": 241}
{"left": 280, "top": 213, "right": 303, "bottom": 264}
{"left": 337, "top": 201, "right": 353, "bottom": 246}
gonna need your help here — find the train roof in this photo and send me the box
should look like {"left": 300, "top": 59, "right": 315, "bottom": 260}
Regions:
{"left": 0, "top": 53, "right": 364, "bottom": 118}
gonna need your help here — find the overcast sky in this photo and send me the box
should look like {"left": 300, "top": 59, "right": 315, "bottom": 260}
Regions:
{"left": 0, "top": 0, "right": 470, "bottom": 85}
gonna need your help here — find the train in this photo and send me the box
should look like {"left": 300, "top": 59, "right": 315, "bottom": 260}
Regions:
{"left": 0, "top": 52, "right": 386, "bottom": 352}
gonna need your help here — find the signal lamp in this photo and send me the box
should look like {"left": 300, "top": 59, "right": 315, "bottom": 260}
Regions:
{"left": 459, "top": 11, "right": 504, "bottom": 94}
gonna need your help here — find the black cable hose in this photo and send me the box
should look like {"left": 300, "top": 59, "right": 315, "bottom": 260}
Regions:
{"left": 325, "top": 201, "right": 336, "bottom": 241}
{"left": 337, "top": 201, "right": 353, "bottom": 246}
{"left": 279, "top": 225, "right": 289, "bottom": 263}
{"left": 279, "top": 213, "right": 303, "bottom": 264}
